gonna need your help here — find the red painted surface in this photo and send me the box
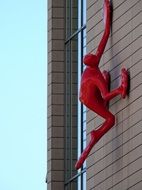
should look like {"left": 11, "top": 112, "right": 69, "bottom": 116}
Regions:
{"left": 75, "top": 0, "right": 128, "bottom": 170}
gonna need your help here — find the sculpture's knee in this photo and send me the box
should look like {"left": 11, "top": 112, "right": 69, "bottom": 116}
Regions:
{"left": 103, "top": 93, "right": 110, "bottom": 102}
{"left": 108, "top": 114, "right": 115, "bottom": 126}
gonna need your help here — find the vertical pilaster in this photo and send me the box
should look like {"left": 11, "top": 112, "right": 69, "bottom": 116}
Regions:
{"left": 47, "top": 0, "right": 65, "bottom": 189}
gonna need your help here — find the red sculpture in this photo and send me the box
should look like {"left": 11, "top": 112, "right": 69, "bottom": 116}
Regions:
{"left": 75, "top": 0, "right": 128, "bottom": 170}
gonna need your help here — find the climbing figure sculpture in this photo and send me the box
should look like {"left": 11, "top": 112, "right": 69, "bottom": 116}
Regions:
{"left": 75, "top": 0, "right": 128, "bottom": 170}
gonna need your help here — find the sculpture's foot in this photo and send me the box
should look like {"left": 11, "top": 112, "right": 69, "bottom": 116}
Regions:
{"left": 120, "top": 68, "right": 129, "bottom": 98}
{"left": 75, "top": 130, "right": 102, "bottom": 170}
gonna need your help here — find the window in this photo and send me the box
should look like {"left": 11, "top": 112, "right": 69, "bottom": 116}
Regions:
{"left": 65, "top": 0, "right": 86, "bottom": 189}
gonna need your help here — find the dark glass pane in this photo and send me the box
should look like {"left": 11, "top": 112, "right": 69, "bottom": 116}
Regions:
{"left": 65, "top": 177, "right": 78, "bottom": 190}
{"left": 71, "top": 35, "right": 78, "bottom": 178}
{"left": 66, "top": 0, "right": 79, "bottom": 39}
{"left": 66, "top": 0, "right": 71, "bottom": 38}
{"left": 71, "top": 178, "right": 78, "bottom": 190}
{"left": 65, "top": 42, "right": 71, "bottom": 181}
{"left": 71, "top": 0, "right": 78, "bottom": 34}
{"left": 65, "top": 35, "right": 78, "bottom": 182}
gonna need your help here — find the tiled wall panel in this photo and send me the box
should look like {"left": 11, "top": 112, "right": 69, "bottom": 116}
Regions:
{"left": 86, "top": 0, "right": 142, "bottom": 189}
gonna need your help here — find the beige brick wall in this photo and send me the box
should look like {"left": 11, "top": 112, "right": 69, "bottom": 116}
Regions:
{"left": 47, "top": 0, "right": 65, "bottom": 189}
{"left": 86, "top": 0, "right": 142, "bottom": 189}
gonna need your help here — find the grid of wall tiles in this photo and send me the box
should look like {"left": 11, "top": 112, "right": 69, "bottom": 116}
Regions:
{"left": 86, "top": 0, "right": 142, "bottom": 189}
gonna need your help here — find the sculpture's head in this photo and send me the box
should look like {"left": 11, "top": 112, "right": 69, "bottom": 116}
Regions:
{"left": 83, "top": 54, "right": 99, "bottom": 67}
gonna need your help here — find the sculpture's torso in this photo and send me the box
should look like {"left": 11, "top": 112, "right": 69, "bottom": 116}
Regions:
{"left": 79, "top": 66, "right": 105, "bottom": 105}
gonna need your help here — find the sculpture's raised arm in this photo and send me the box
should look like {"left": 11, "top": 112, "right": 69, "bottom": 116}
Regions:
{"left": 96, "top": 0, "right": 111, "bottom": 62}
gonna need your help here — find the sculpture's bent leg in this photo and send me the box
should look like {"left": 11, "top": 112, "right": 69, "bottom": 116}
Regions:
{"left": 121, "top": 68, "right": 129, "bottom": 98}
{"left": 102, "top": 70, "right": 110, "bottom": 84}
{"left": 97, "top": 68, "right": 128, "bottom": 102}
{"left": 102, "top": 70, "right": 110, "bottom": 107}
{"left": 75, "top": 102, "right": 115, "bottom": 170}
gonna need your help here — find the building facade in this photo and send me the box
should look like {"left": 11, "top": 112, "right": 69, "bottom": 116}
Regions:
{"left": 47, "top": 0, "right": 142, "bottom": 189}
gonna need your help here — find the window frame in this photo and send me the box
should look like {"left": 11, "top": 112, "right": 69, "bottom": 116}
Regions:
{"left": 64, "top": 0, "right": 87, "bottom": 189}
